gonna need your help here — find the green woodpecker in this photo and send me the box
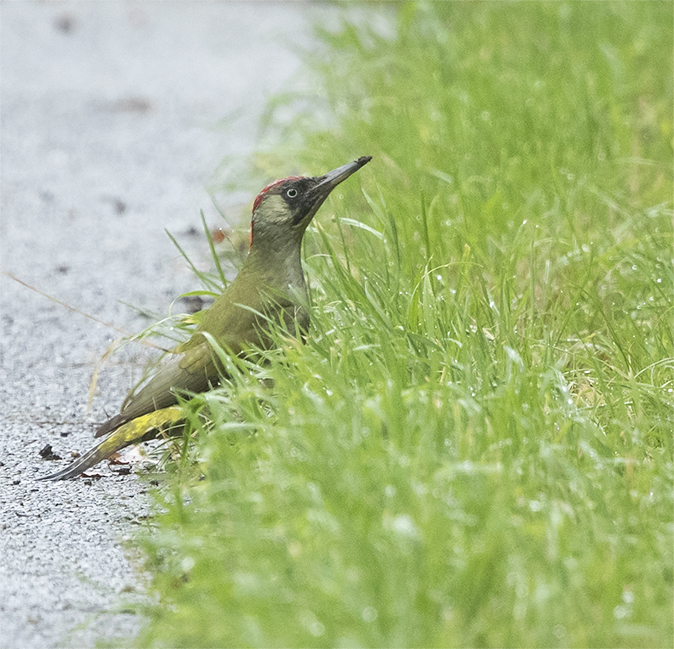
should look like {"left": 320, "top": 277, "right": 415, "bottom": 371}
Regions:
{"left": 40, "top": 156, "right": 372, "bottom": 480}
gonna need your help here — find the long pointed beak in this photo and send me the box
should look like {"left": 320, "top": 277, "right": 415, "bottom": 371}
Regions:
{"left": 314, "top": 156, "right": 372, "bottom": 192}
{"left": 295, "top": 156, "right": 372, "bottom": 226}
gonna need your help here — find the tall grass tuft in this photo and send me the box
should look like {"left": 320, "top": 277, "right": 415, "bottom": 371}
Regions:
{"left": 137, "top": 3, "right": 672, "bottom": 647}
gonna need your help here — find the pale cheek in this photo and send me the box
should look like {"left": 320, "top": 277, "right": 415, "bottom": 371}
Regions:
{"left": 265, "top": 196, "right": 293, "bottom": 224}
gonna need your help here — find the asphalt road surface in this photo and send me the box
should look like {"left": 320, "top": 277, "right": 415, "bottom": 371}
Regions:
{"left": 0, "top": 3, "right": 320, "bottom": 646}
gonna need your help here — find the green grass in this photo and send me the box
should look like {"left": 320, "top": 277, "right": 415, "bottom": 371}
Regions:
{"left": 135, "top": 3, "right": 672, "bottom": 647}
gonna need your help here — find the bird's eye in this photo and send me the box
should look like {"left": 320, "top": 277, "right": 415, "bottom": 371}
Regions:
{"left": 286, "top": 188, "right": 298, "bottom": 199}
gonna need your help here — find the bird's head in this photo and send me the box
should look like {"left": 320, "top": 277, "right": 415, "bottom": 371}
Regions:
{"left": 249, "top": 156, "right": 372, "bottom": 248}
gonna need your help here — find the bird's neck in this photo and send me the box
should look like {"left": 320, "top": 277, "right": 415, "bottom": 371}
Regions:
{"left": 243, "top": 232, "right": 307, "bottom": 297}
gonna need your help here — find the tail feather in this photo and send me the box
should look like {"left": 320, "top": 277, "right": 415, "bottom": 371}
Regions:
{"left": 39, "top": 406, "right": 185, "bottom": 481}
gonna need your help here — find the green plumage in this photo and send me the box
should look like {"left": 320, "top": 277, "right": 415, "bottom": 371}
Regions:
{"left": 39, "top": 157, "right": 371, "bottom": 480}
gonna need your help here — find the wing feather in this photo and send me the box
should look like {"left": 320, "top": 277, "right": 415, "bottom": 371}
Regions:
{"left": 95, "top": 343, "right": 217, "bottom": 437}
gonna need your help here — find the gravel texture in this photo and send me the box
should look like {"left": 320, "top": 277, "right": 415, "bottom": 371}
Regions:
{"left": 0, "top": 3, "right": 315, "bottom": 646}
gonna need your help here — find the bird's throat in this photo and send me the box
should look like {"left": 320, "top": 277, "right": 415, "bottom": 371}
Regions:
{"left": 245, "top": 234, "right": 307, "bottom": 298}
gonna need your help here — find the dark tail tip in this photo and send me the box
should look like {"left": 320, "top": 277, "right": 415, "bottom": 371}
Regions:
{"left": 37, "top": 464, "right": 85, "bottom": 481}
{"left": 37, "top": 446, "right": 105, "bottom": 481}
